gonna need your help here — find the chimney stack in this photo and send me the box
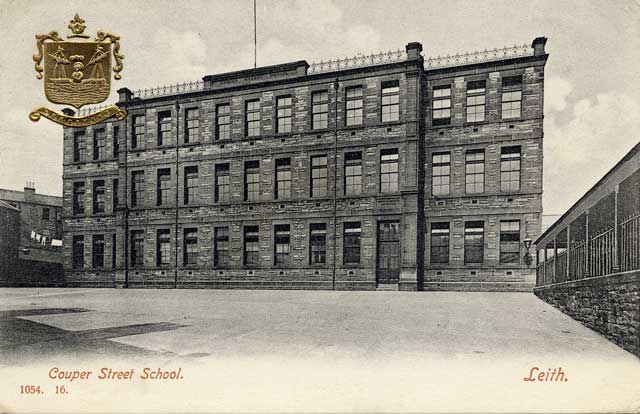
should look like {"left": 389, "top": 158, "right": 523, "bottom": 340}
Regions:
{"left": 24, "top": 181, "right": 35, "bottom": 202}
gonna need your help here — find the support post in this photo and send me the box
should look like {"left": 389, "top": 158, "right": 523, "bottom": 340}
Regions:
{"left": 585, "top": 210, "right": 590, "bottom": 276}
{"left": 566, "top": 223, "right": 571, "bottom": 281}
{"left": 613, "top": 185, "right": 620, "bottom": 272}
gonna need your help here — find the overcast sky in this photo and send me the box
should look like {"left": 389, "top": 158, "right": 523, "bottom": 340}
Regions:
{"left": 0, "top": 0, "right": 638, "bottom": 215}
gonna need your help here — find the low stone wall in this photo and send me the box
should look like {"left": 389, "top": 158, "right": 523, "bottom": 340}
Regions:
{"left": 534, "top": 270, "right": 639, "bottom": 357}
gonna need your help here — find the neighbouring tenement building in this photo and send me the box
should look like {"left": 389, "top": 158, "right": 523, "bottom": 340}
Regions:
{"left": 61, "top": 37, "right": 548, "bottom": 291}
{"left": 535, "top": 143, "right": 640, "bottom": 356}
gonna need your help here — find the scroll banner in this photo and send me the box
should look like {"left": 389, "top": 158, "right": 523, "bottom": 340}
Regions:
{"left": 29, "top": 105, "right": 127, "bottom": 127}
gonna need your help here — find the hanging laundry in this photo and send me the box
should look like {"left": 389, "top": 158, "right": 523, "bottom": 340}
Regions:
{"left": 31, "top": 231, "right": 36, "bottom": 240}
{"left": 51, "top": 239, "right": 63, "bottom": 247}
{"left": 35, "top": 234, "right": 41, "bottom": 242}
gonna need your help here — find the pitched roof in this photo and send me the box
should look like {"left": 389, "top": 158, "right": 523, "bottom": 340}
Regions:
{"left": 0, "top": 188, "right": 62, "bottom": 207}
{"left": 0, "top": 199, "right": 20, "bottom": 212}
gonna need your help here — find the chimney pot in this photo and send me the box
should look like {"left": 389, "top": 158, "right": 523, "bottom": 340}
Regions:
{"left": 532, "top": 37, "right": 548, "bottom": 56}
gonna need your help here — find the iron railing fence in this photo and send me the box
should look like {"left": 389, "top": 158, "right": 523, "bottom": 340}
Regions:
{"left": 620, "top": 211, "right": 640, "bottom": 272}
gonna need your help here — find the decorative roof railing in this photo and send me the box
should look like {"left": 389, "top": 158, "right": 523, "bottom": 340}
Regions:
{"left": 308, "top": 49, "right": 407, "bottom": 74}
{"left": 76, "top": 103, "right": 113, "bottom": 117}
{"left": 131, "top": 80, "right": 205, "bottom": 99}
{"left": 424, "top": 44, "right": 533, "bottom": 70}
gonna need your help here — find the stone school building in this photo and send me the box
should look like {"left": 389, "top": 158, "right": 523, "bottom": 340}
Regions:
{"left": 62, "top": 38, "right": 548, "bottom": 291}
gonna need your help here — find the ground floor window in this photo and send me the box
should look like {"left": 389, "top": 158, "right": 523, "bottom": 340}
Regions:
{"left": 343, "top": 222, "right": 361, "bottom": 265}
{"left": 464, "top": 221, "right": 484, "bottom": 264}
{"left": 430, "top": 222, "right": 450, "bottom": 264}
{"left": 310, "top": 223, "right": 327, "bottom": 265}
{"left": 500, "top": 220, "right": 521, "bottom": 264}
{"left": 72, "top": 235, "right": 84, "bottom": 269}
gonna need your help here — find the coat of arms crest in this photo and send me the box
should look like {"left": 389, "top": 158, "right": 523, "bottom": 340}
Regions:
{"left": 30, "top": 15, "right": 127, "bottom": 127}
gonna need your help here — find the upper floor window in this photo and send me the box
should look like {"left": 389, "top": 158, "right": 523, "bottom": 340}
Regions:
{"left": 112, "top": 178, "right": 119, "bottom": 210}
{"left": 430, "top": 222, "right": 450, "bottom": 264}
{"left": 381, "top": 80, "right": 400, "bottom": 122}
{"left": 73, "top": 182, "right": 85, "bottom": 215}
{"left": 432, "top": 152, "right": 451, "bottom": 196}
{"left": 311, "top": 155, "right": 328, "bottom": 197}
{"left": 214, "top": 227, "right": 230, "bottom": 268}
{"left": 466, "top": 80, "right": 486, "bottom": 123}
{"left": 184, "top": 166, "right": 198, "bottom": 205}
{"left": 276, "top": 96, "right": 292, "bottom": 134}
{"left": 113, "top": 126, "right": 120, "bottom": 158}
{"left": 343, "top": 222, "right": 361, "bottom": 265}
{"left": 465, "top": 149, "right": 485, "bottom": 194}
{"left": 73, "top": 131, "right": 86, "bottom": 162}
{"left": 156, "top": 229, "right": 171, "bottom": 267}
{"left": 380, "top": 148, "right": 399, "bottom": 193}
{"left": 92, "top": 235, "right": 104, "bottom": 268}
{"left": 130, "top": 230, "right": 144, "bottom": 267}
{"left": 215, "top": 164, "right": 229, "bottom": 203}
{"left": 244, "top": 160, "right": 260, "bottom": 202}
{"left": 500, "top": 146, "right": 521, "bottom": 192}
{"left": 344, "top": 151, "right": 362, "bottom": 196}
{"left": 156, "top": 168, "right": 171, "bottom": 206}
{"left": 185, "top": 107, "right": 200, "bottom": 143}
{"left": 345, "top": 86, "right": 363, "bottom": 126}
{"left": 183, "top": 228, "right": 198, "bottom": 266}
{"left": 42, "top": 208, "right": 50, "bottom": 220}
{"left": 93, "top": 180, "right": 105, "bottom": 214}
{"left": 244, "top": 225, "right": 260, "bottom": 266}
{"left": 131, "top": 171, "right": 144, "bottom": 207}
{"left": 500, "top": 220, "right": 520, "bottom": 264}
{"left": 157, "top": 111, "right": 172, "bottom": 146}
{"left": 464, "top": 221, "right": 484, "bottom": 264}
{"left": 245, "top": 99, "right": 261, "bottom": 137}
{"left": 432, "top": 85, "right": 451, "bottom": 126}
{"left": 132, "top": 115, "right": 145, "bottom": 149}
{"left": 274, "top": 224, "right": 291, "bottom": 266}
{"left": 312, "top": 91, "right": 329, "bottom": 130}
{"left": 93, "top": 129, "right": 106, "bottom": 160}
{"left": 216, "top": 104, "right": 231, "bottom": 140}
{"left": 275, "top": 158, "right": 291, "bottom": 199}
{"left": 72, "top": 235, "right": 84, "bottom": 269}
{"left": 309, "top": 223, "right": 327, "bottom": 265}
{"left": 502, "top": 76, "right": 522, "bottom": 119}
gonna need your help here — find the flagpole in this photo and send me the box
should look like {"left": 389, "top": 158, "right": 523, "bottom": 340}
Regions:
{"left": 254, "top": 0, "right": 257, "bottom": 68}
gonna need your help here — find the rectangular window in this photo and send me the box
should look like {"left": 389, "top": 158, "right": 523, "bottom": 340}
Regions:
{"left": 112, "top": 233, "right": 117, "bottom": 269}
{"left": 466, "top": 80, "right": 486, "bottom": 123}
{"left": 309, "top": 223, "right": 327, "bottom": 265}
{"left": 157, "top": 111, "right": 172, "bottom": 146}
{"left": 245, "top": 99, "right": 261, "bottom": 137}
{"left": 130, "top": 230, "right": 144, "bottom": 267}
{"left": 157, "top": 168, "right": 171, "bottom": 206}
{"left": 73, "top": 131, "right": 86, "bottom": 162}
{"left": 464, "top": 221, "right": 484, "bottom": 264}
{"left": 73, "top": 182, "right": 85, "bottom": 215}
{"left": 113, "top": 126, "right": 120, "bottom": 158}
{"left": 343, "top": 222, "right": 361, "bottom": 265}
{"left": 344, "top": 152, "right": 362, "bottom": 195}
{"left": 430, "top": 222, "right": 450, "bottom": 264}
{"left": 214, "top": 227, "right": 229, "bottom": 268}
{"left": 312, "top": 91, "right": 328, "bottom": 130}
{"left": 500, "top": 146, "right": 521, "bottom": 192}
{"left": 432, "top": 152, "right": 451, "bottom": 196}
{"left": 500, "top": 220, "right": 521, "bottom": 264}
{"left": 92, "top": 235, "right": 104, "bottom": 268}
{"left": 92, "top": 180, "right": 105, "bottom": 214}
{"left": 72, "top": 235, "right": 84, "bottom": 269}
{"left": 502, "top": 76, "right": 522, "bottom": 119}
{"left": 274, "top": 224, "right": 291, "bottom": 266}
{"left": 42, "top": 208, "right": 50, "bottom": 220}
{"left": 275, "top": 158, "right": 291, "bottom": 199}
{"left": 465, "top": 150, "right": 485, "bottom": 194}
{"left": 112, "top": 178, "right": 119, "bottom": 210}
{"left": 216, "top": 103, "right": 231, "bottom": 140}
{"left": 183, "top": 228, "right": 198, "bottom": 266}
{"left": 381, "top": 80, "right": 400, "bottom": 122}
{"left": 156, "top": 229, "right": 171, "bottom": 266}
{"left": 131, "top": 171, "right": 144, "bottom": 207}
{"left": 184, "top": 166, "right": 198, "bottom": 205}
{"left": 244, "top": 226, "right": 260, "bottom": 266}
{"left": 185, "top": 107, "right": 200, "bottom": 143}
{"left": 345, "top": 86, "right": 363, "bottom": 126}
{"left": 244, "top": 160, "right": 260, "bottom": 201}
{"left": 380, "top": 149, "right": 399, "bottom": 193}
{"left": 432, "top": 85, "right": 451, "bottom": 126}
{"left": 311, "top": 155, "right": 328, "bottom": 197}
{"left": 132, "top": 115, "right": 145, "bottom": 149}
{"left": 276, "top": 96, "right": 292, "bottom": 133}
{"left": 215, "top": 164, "right": 229, "bottom": 203}
{"left": 93, "top": 129, "right": 106, "bottom": 160}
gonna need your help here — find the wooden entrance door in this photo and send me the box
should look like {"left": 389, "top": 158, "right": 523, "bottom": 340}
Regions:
{"left": 377, "top": 221, "right": 401, "bottom": 284}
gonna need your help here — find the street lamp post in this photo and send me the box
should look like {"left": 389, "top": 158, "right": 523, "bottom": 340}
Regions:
{"left": 523, "top": 238, "right": 533, "bottom": 268}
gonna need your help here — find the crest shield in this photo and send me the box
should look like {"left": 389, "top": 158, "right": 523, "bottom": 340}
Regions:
{"left": 43, "top": 41, "right": 112, "bottom": 108}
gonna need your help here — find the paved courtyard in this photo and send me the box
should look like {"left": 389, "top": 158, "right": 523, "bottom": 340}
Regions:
{"left": 1, "top": 288, "right": 639, "bottom": 412}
